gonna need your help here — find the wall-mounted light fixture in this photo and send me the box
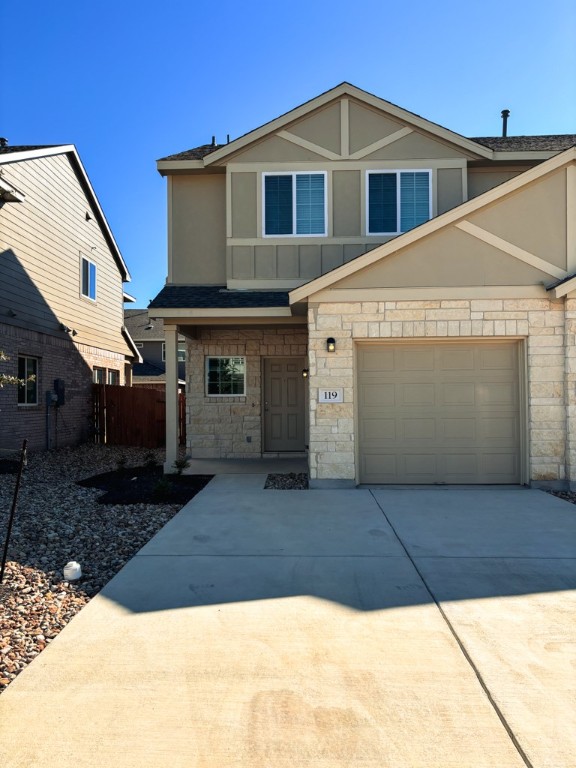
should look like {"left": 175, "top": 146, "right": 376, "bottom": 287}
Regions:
{"left": 326, "top": 337, "right": 336, "bottom": 353}
{"left": 60, "top": 323, "right": 72, "bottom": 333}
{"left": 302, "top": 368, "right": 309, "bottom": 379}
{"left": 71, "top": 330, "right": 78, "bottom": 337}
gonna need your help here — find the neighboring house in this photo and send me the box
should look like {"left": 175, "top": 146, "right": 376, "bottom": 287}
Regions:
{"left": 124, "top": 308, "right": 186, "bottom": 388}
{"left": 150, "top": 83, "right": 576, "bottom": 487}
{"left": 0, "top": 143, "right": 140, "bottom": 451}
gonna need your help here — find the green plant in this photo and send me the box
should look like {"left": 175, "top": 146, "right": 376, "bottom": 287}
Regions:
{"left": 0, "top": 350, "right": 35, "bottom": 388}
{"left": 173, "top": 457, "right": 190, "bottom": 475}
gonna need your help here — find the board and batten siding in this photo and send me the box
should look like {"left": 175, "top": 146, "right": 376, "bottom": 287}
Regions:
{"left": 0, "top": 153, "right": 130, "bottom": 355}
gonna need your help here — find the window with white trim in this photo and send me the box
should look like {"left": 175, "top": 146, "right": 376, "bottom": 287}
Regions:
{"left": 162, "top": 342, "right": 186, "bottom": 362}
{"left": 205, "top": 356, "right": 245, "bottom": 396}
{"left": 367, "top": 170, "right": 432, "bottom": 235}
{"left": 81, "top": 256, "right": 97, "bottom": 300}
{"left": 17, "top": 356, "right": 38, "bottom": 405}
{"left": 263, "top": 172, "right": 327, "bottom": 236}
{"left": 107, "top": 369, "right": 120, "bottom": 385}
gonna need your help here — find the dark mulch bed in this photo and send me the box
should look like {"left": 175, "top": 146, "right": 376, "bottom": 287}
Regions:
{"left": 77, "top": 466, "right": 213, "bottom": 504}
{"left": 0, "top": 460, "right": 20, "bottom": 475}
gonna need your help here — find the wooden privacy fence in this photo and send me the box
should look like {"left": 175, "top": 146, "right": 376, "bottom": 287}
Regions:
{"left": 93, "top": 385, "right": 186, "bottom": 448}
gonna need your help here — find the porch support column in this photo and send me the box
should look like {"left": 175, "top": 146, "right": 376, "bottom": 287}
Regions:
{"left": 164, "top": 324, "right": 179, "bottom": 473}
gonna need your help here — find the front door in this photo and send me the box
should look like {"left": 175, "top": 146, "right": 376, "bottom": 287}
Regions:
{"left": 263, "top": 357, "right": 306, "bottom": 452}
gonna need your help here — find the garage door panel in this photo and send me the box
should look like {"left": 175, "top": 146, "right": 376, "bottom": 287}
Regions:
{"left": 399, "top": 347, "right": 435, "bottom": 371}
{"left": 361, "top": 382, "right": 396, "bottom": 407}
{"left": 442, "top": 418, "right": 477, "bottom": 441}
{"left": 439, "top": 348, "right": 475, "bottom": 370}
{"left": 359, "top": 347, "right": 396, "bottom": 372}
{"left": 442, "top": 382, "right": 476, "bottom": 406}
{"left": 403, "top": 418, "right": 436, "bottom": 440}
{"left": 402, "top": 383, "right": 435, "bottom": 406}
{"left": 363, "top": 418, "right": 396, "bottom": 441}
{"left": 358, "top": 341, "right": 521, "bottom": 484}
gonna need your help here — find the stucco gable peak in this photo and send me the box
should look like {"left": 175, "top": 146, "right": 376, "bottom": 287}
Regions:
{"left": 200, "top": 83, "right": 493, "bottom": 166}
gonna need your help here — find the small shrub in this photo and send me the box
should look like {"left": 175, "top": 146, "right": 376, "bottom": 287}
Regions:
{"left": 173, "top": 457, "right": 190, "bottom": 476}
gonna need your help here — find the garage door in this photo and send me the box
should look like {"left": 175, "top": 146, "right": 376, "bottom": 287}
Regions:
{"left": 358, "top": 342, "right": 521, "bottom": 484}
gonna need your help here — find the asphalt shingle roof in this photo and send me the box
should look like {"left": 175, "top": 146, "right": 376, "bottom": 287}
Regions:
{"left": 471, "top": 135, "right": 576, "bottom": 152}
{"left": 158, "top": 144, "right": 225, "bottom": 161}
{"left": 124, "top": 308, "right": 167, "bottom": 341}
{"left": 148, "top": 285, "right": 290, "bottom": 310}
{"left": 0, "top": 144, "right": 62, "bottom": 155}
{"left": 133, "top": 361, "right": 166, "bottom": 379}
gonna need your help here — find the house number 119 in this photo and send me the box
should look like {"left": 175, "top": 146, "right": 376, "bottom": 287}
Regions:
{"left": 318, "top": 388, "right": 343, "bottom": 403}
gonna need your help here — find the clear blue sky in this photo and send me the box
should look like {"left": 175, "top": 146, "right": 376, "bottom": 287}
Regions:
{"left": 2, "top": 0, "right": 575, "bottom": 306}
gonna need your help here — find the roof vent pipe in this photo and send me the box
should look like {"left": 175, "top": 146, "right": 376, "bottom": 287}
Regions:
{"left": 227, "top": 134, "right": 230, "bottom": 144}
{"left": 211, "top": 135, "right": 216, "bottom": 147}
{"left": 501, "top": 109, "right": 510, "bottom": 138}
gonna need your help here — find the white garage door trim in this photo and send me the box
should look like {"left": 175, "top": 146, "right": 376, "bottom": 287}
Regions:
{"left": 355, "top": 339, "right": 527, "bottom": 485}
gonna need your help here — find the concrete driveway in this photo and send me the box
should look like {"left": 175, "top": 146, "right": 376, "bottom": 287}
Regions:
{"left": 1, "top": 480, "right": 575, "bottom": 767}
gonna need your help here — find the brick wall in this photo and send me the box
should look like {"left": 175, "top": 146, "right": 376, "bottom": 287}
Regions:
{"left": 308, "top": 298, "right": 570, "bottom": 485}
{"left": 0, "top": 323, "right": 127, "bottom": 452}
{"left": 186, "top": 327, "right": 307, "bottom": 458}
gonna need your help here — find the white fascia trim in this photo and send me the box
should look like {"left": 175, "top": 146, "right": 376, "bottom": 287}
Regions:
{"left": 123, "top": 291, "right": 137, "bottom": 303}
{"left": 261, "top": 171, "right": 328, "bottom": 238}
{"left": 290, "top": 147, "right": 576, "bottom": 303}
{"left": 0, "top": 145, "right": 75, "bottom": 164}
{"left": 156, "top": 159, "right": 205, "bottom": 174}
{"left": 122, "top": 327, "right": 143, "bottom": 362}
{"left": 365, "top": 169, "right": 432, "bottom": 236}
{"left": 552, "top": 276, "right": 576, "bottom": 298}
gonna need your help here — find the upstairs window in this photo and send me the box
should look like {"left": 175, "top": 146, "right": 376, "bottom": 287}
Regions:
{"left": 263, "top": 172, "right": 326, "bottom": 236}
{"left": 367, "top": 170, "right": 431, "bottom": 235}
{"left": 81, "top": 256, "right": 97, "bottom": 300}
{"left": 162, "top": 342, "right": 186, "bottom": 362}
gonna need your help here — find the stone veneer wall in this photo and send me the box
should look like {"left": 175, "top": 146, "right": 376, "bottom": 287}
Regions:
{"left": 0, "top": 323, "right": 128, "bottom": 452}
{"left": 308, "top": 298, "right": 571, "bottom": 486}
{"left": 186, "top": 326, "right": 307, "bottom": 458}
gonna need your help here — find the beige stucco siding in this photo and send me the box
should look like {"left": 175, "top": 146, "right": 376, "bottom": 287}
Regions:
{"left": 228, "top": 135, "right": 328, "bottom": 163}
{"left": 469, "top": 169, "right": 567, "bottom": 270}
{"left": 0, "top": 154, "right": 130, "bottom": 355}
{"left": 348, "top": 101, "right": 406, "bottom": 154}
{"left": 331, "top": 228, "right": 554, "bottom": 289}
{"left": 468, "top": 169, "right": 524, "bottom": 199}
{"left": 288, "top": 102, "right": 341, "bottom": 155}
{"left": 333, "top": 171, "right": 361, "bottom": 236}
{"left": 171, "top": 175, "right": 226, "bottom": 284}
{"left": 437, "top": 168, "right": 463, "bottom": 214}
{"left": 363, "top": 132, "right": 472, "bottom": 161}
{"left": 231, "top": 173, "right": 257, "bottom": 238}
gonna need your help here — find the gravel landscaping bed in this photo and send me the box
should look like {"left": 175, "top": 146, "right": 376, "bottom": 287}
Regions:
{"left": 265, "top": 472, "right": 309, "bottom": 490}
{"left": 0, "top": 444, "right": 208, "bottom": 694}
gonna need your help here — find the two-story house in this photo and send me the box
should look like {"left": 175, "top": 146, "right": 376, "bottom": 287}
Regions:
{"left": 124, "top": 308, "right": 186, "bottom": 388}
{"left": 0, "top": 143, "right": 140, "bottom": 451}
{"left": 150, "top": 83, "right": 576, "bottom": 487}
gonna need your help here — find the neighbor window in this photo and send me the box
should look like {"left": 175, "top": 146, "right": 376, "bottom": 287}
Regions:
{"left": 162, "top": 342, "right": 186, "bottom": 362}
{"left": 107, "top": 369, "right": 120, "bottom": 385}
{"left": 367, "top": 170, "right": 431, "bottom": 234}
{"left": 263, "top": 172, "right": 326, "bottom": 236}
{"left": 81, "top": 256, "right": 97, "bottom": 300}
{"left": 205, "top": 356, "right": 245, "bottom": 396}
{"left": 17, "top": 356, "right": 38, "bottom": 405}
{"left": 93, "top": 367, "right": 105, "bottom": 384}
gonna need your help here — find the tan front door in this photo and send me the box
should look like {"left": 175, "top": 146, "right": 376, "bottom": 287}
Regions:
{"left": 263, "top": 358, "right": 306, "bottom": 452}
{"left": 358, "top": 341, "right": 522, "bottom": 484}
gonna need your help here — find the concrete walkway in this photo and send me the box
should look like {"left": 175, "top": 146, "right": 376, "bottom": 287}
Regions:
{"left": 1, "top": 481, "right": 575, "bottom": 767}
